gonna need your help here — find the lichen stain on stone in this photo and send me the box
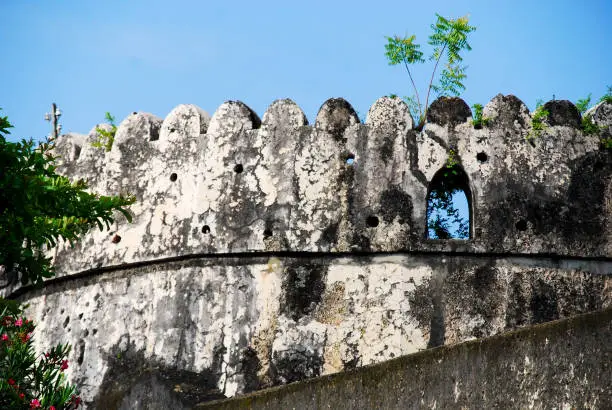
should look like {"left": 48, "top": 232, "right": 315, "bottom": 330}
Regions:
{"left": 315, "top": 98, "right": 359, "bottom": 142}
{"left": 94, "top": 340, "right": 224, "bottom": 410}
{"left": 314, "top": 281, "right": 347, "bottom": 325}
{"left": 426, "top": 96, "right": 471, "bottom": 128}
{"left": 379, "top": 187, "right": 414, "bottom": 225}
{"left": 280, "top": 262, "right": 327, "bottom": 321}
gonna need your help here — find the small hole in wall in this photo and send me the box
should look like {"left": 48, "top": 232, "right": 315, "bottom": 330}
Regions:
{"left": 112, "top": 235, "right": 122, "bottom": 244}
{"left": 366, "top": 216, "right": 379, "bottom": 227}
{"left": 202, "top": 225, "right": 211, "bottom": 234}
{"left": 132, "top": 111, "right": 137, "bottom": 115}
{"left": 476, "top": 152, "right": 488, "bottom": 163}
{"left": 515, "top": 220, "right": 528, "bottom": 231}
{"left": 263, "top": 229, "right": 273, "bottom": 238}
{"left": 346, "top": 153, "right": 355, "bottom": 165}
{"left": 170, "top": 173, "right": 178, "bottom": 182}
{"left": 234, "top": 164, "right": 244, "bottom": 173}
{"left": 73, "top": 145, "right": 82, "bottom": 161}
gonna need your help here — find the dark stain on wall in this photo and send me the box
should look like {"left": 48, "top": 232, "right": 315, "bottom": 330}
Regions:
{"left": 240, "top": 346, "right": 262, "bottom": 394}
{"left": 562, "top": 150, "right": 611, "bottom": 252}
{"left": 93, "top": 340, "right": 225, "bottom": 409}
{"left": 426, "top": 97, "right": 471, "bottom": 128}
{"left": 280, "top": 262, "right": 328, "bottom": 321}
{"left": 530, "top": 279, "right": 559, "bottom": 323}
{"left": 270, "top": 347, "right": 324, "bottom": 385}
{"left": 542, "top": 100, "right": 581, "bottom": 128}
{"left": 379, "top": 187, "right": 414, "bottom": 225}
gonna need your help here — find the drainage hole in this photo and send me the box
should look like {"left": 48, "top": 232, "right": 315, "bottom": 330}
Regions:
{"left": 234, "top": 164, "right": 244, "bottom": 173}
{"left": 170, "top": 173, "right": 178, "bottom": 182}
{"left": 366, "top": 216, "right": 379, "bottom": 227}
{"left": 476, "top": 152, "right": 488, "bottom": 163}
{"left": 202, "top": 225, "right": 211, "bottom": 234}
{"left": 515, "top": 220, "right": 527, "bottom": 231}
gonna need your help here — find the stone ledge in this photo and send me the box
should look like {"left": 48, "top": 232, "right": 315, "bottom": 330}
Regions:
{"left": 195, "top": 307, "right": 612, "bottom": 409}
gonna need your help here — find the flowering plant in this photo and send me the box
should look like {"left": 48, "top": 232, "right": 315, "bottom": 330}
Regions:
{"left": 0, "top": 298, "right": 81, "bottom": 409}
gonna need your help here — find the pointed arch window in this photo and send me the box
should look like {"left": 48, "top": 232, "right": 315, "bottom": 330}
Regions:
{"left": 426, "top": 165, "right": 471, "bottom": 239}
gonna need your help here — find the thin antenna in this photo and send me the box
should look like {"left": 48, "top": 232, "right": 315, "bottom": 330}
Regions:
{"left": 44, "top": 103, "right": 62, "bottom": 140}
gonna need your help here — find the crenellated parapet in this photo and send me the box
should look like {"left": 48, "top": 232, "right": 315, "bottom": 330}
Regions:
{"left": 48, "top": 94, "right": 612, "bottom": 275}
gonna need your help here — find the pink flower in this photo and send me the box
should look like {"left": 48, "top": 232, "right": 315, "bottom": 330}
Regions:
{"left": 14, "top": 318, "right": 23, "bottom": 327}
{"left": 1, "top": 333, "right": 8, "bottom": 341}
{"left": 19, "top": 392, "right": 25, "bottom": 399}
{"left": 60, "top": 359, "right": 69, "bottom": 371}
{"left": 30, "top": 398, "right": 41, "bottom": 408}
{"left": 7, "top": 378, "right": 15, "bottom": 385}
{"left": 21, "top": 333, "right": 31, "bottom": 342}
{"left": 49, "top": 407, "right": 56, "bottom": 410}
{"left": 70, "top": 395, "right": 82, "bottom": 408}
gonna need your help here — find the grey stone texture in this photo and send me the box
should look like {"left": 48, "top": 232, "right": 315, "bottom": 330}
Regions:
{"left": 196, "top": 307, "right": 612, "bottom": 410}
{"left": 3, "top": 95, "right": 612, "bottom": 408}
{"left": 43, "top": 96, "right": 612, "bottom": 269}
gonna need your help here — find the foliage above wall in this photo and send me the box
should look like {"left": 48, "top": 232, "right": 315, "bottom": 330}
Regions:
{"left": 385, "top": 13, "right": 476, "bottom": 129}
{"left": 0, "top": 111, "right": 134, "bottom": 287}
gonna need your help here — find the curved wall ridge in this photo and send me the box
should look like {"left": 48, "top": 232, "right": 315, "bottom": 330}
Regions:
{"left": 46, "top": 96, "right": 612, "bottom": 276}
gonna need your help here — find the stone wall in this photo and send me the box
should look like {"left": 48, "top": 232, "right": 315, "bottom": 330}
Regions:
{"left": 196, "top": 308, "right": 612, "bottom": 410}
{"left": 3, "top": 95, "right": 612, "bottom": 408}
{"left": 46, "top": 95, "right": 612, "bottom": 272}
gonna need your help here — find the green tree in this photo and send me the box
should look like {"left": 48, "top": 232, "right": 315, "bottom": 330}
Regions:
{"left": 0, "top": 109, "right": 134, "bottom": 287}
{"left": 385, "top": 13, "right": 476, "bottom": 129}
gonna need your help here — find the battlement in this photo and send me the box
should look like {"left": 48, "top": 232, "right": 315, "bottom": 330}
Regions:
{"left": 50, "top": 94, "right": 612, "bottom": 275}
{"left": 9, "top": 94, "right": 612, "bottom": 408}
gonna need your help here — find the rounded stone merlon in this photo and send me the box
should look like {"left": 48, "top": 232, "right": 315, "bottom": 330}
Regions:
{"left": 315, "top": 98, "right": 359, "bottom": 142}
{"left": 113, "top": 112, "right": 163, "bottom": 147}
{"left": 541, "top": 100, "right": 581, "bottom": 128}
{"left": 482, "top": 94, "right": 530, "bottom": 129}
{"left": 159, "top": 104, "right": 211, "bottom": 141}
{"left": 365, "top": 96, "right": 413, "bottom": 134}
{"left": 262, "top": 99, "right": 308, "bottom": 128}
{"left": 426, "top": 96, "right": 471, "bottom": 128}
{"left": 587, "top": 101, "right": 612, "bottom": 127}
{"left": 53, "top": 132, "right": 87, "bottom": 164}
{"left": 208, "top": 101, "right": 261, "bottom": 135}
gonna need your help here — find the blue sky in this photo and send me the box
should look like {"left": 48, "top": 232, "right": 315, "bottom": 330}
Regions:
{"left": 2, "top": 0, "right": 610, "bottom": 142}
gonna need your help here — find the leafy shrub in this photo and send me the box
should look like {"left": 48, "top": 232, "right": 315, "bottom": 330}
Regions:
{"left": 0, "top": 298, "right": 81, "bottom": 409}
{"left": 471, "top": 103, "right": 489, "bottom": 129}
{"left": 91, "top": 112, "right": 117, "bottom": 152}
{"left": 526, "top": 100, "right": 549, "bottom": 143}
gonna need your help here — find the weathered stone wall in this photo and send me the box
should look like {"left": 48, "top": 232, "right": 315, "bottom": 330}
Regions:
{"left": 3, "top": 95, "right": 612, "bottom": 408}
{"left": 16, "top": 255, "right": 612, "bottom": 408}
{"left": 196, "top": 308, "right": 612, "bottom": 410}
{"left": 46, "top": 96, "right": 612, "bottom": 273}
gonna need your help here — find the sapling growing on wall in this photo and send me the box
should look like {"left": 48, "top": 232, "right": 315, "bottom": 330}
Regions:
{"left": 574, "top": 86, "right": 611, "bottom": 147}
{"left": 92, "top": 112, "right": 117, "bottom": 152}
{"left": 385, "top": 14, "right": 476, "bottom": 129}
{"left": 526, "top": 99, "right": 549, "bottom": 144}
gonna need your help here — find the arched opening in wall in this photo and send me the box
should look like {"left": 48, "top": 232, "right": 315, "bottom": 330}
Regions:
{"left": 426, "top": 165, "right": 472, "bottom": 239}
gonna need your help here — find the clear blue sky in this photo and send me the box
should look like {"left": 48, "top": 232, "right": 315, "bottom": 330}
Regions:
{"left": 2, "top": 0, "right": 610, "bottom": 142}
